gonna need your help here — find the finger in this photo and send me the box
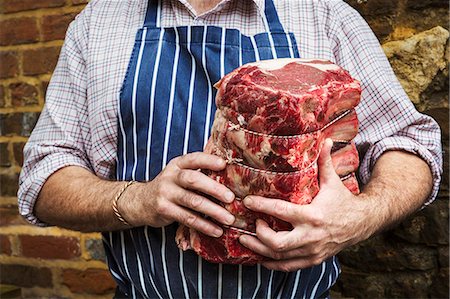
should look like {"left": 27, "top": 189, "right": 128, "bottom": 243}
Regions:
{"left": 175, "top": 188, "right": 235, "bottom": 226}
{"left": 243, "top": 196, "right": 300, "bottom": 222}
{"left": 255, "top": 220, "right": 303, "bottom": 252}
{"left": 176, "top": 152, "right": 226, "bottom": 171}
{"left": 239, "top": 234, "right": 310, "bottom": 260}
{"left": 318, "top": 138, "right": 341, "bottom": 186}
{"left": 167, "top": 203, "right": 224, "bottom": 238}
{"left": 177, "top": 169, "right": 235, "bottom": 203}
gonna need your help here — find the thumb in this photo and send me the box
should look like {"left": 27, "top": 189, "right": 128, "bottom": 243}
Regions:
{"left": 318, "top": 138, "right": 340, "bottom": 186}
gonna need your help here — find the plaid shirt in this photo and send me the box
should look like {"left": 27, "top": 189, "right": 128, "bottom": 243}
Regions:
{"left": 19, "top": 0, "right": 442, "bottom": 225}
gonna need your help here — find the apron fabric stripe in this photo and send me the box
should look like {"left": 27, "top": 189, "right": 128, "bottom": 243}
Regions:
{"left": 201, "top": 26, "right": 213, "bottom": 147}
{"left": 131, "top": 28, "right": 148, "bottom": 181}
{"left": 198, "top": 255, "right": 203, "bottom": 299}
{"left": 130, "top": 231, "right": 150, "bottom": 298}
{"left": 311, "top": 261, "right": 327, "bottom": 298}
{"left": 178, "top": 248, "right": 190, "bottom": 299}
{"left": 251, "top": 264, "right": 262, "bottom": 299}
{"left": 237, "top": 264, "right": 243, "bottom": 299}
{"left": 145, "top": 29, "right": 165, "bottom": 181}
{"left": 217, "top": 263, "right": 223, "bottom": 299}
{"left": 160, "top": 227, "right": 174, "bottom": 299}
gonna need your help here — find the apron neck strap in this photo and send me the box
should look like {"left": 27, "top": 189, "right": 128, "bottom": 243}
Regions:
{"left": 260, "top": 0, "right": 285, "bottom": 33}
{"left": 143, "top": 0, "right": 286, "bottom": 32}
{"left": 144, "top": 0, "right": 161, "bottom": 27}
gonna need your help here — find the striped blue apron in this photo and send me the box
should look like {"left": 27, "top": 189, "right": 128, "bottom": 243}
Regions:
{"left": 105, "top": 0, "right": 339, "bottom": 298}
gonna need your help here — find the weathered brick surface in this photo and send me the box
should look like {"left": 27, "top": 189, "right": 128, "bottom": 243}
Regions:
{"left": 0, "top": 264, "right": 53, "bottom": 288}
{"left": 0, "top": 173, "right": 19, "bottom": 196}
{"left": 10, "top": 82, "right": 39, "bottom": 107}
{"left": 20, "top": 235, "right": 81, "bottom": 259}
{"left": 13, "top": 142, "right": 25, "bottom": 166}
{"left": 0, "top": 0, "right": 66, "bottom": 13}
{"left": 41, "top": 13, "right": 78, "bottom": 41}
{"left": 0, "top": 235, "right": 12, "bottom": 255}
{"left": 0, "top": 51, "right": 19, "bottom": 79}
{"left": 0, "top": 206, "right": 27, "bottom": 226}
{"left": 62, "top": 268, "right": 116, "bottom": 294}
{"left": 0, "top": 112, "right": 40, "bottom": 136}
{"left": 0, "top": 85, "right": 5, "bottom": 107}
{"left": 22, "top": 46, "right": 61, "bottom": 75}
{"left": 0, "top": 143, "right": 11, "bottom": 167}
{"left": 0, "top": 17, "right": 39, "bottom": 46}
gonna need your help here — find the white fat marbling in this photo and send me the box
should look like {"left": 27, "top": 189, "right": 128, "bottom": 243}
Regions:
{"left": 247, "top": 58, "right": 341, "bottom": 72}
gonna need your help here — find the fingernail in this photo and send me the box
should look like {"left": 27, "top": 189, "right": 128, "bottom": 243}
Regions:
{"left": 239, "top": 235, "right": 248, "bottom": 243}
{"left": 244, "top": 196, "right": 253, "bottom": 207}
{"left": 225, "top": 191, "right": 234, "bottom": 202}
{"left": 217, "top": 158, "right": 226, "bottom": 167}
{"left": 213, "top": 228, "right": 223, "bottom": 238}
{"left": 225, "top": 214, "right": 235, "bottom": 225}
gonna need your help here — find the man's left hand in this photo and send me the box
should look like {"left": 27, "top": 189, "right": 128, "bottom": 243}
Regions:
{"left": 239, "top": 139, "right": 373, "bottom": 272}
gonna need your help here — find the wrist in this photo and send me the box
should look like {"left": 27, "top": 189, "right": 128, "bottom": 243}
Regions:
{"left": 117, "top": 181, "right": 145, "bottom": 227}
{"left": 351, "top": 192, "right": 386, "bottom": 242}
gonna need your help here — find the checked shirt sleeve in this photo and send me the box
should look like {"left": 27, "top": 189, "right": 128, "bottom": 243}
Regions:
{"left": 326, "top": 1, "right": 443, "bottom": 206}
{"left": 18, "top": 6, "right": 94, "bottom": 226}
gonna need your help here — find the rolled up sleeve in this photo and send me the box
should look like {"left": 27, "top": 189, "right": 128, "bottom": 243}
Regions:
{"left": 18, "top": 7, "right": 93, "bottom": 226}
{"left": 327, "top": 1, "right": 443, "bottom": 205}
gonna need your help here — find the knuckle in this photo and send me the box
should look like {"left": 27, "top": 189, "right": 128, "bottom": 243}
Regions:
{"left": 310, "top": 211, "right": 325, "bottom": 227}
{"left": 272, "top": 239, "right": 287, "bottom": 252}
{"left": 155, "top": 202, "right": 169, "bottom": 216}
{"left": 178, "top": 170, "right": 196, "bottom": 186}
{"left": 311, "top": 256, "right": 324, "bottom": 266}
{"left": 271, "top": 251, "right": 283, "bottom": 261}
{"left": 186, "top": 194, "right": 205, "bottom": 209}
{"left": 184, "top": 213, "right": 199, "bottom": 227}
{"left": 279, "top": 264, "right": 294, "bottom": 273}
{"left": 274, "top": 200, "right": 289, "bottom": 216}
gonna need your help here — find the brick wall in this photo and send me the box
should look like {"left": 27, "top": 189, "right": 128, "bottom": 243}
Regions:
{"left": 0, "top": 0, "right": 448, "bottom": 298}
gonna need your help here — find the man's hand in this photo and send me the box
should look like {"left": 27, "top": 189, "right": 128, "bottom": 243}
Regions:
{"left": 238, "top": 139, "right": 433, "bottom": 272}
{"left": 123, "top": 152, "right": 236, "bottom": 237}
{"left": 36, "top": 152, "right": 236, "bottom": 233}
{"left": 238, "top": 139, "right": 369, "bottom": 271}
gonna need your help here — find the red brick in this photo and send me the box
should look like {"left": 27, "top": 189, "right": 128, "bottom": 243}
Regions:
{"left": 0, "top": 206, "right": 26, "bottom": 226}
{"left": 72, "top": 0, "right": 89, "bottom": 5}
{"left": 20, "top": 235, "right": 81, "bottom": 259}
{"left": 0, "top": 0, "right": 66, "bottom": 13}
{"left": 0, "top": 17, "right": 39, "bottom": 46}
{"left": 41, "top": 80, "right": 50, "bottom": 98}
{"left": 22, "top": 47, "right": 61, "bottom": 75}
{"left": 42, "top": 13, "right": 78, "bottom": 41}
{"left": 0, "top": 85, "right": 5, "bottom": 107}
{"left": 62, "top": 268, "right": 116, "bottom": 294}
{"left": 10, "top": 82, "right": 39, "bottom": 107}
{"left": 0, "top": 235, "right": 12, "bottom": 255}
{"left": 0, "top": 113, "right": 40, "bottom": 137}
{"left": 0, "top": 143, "right": 10, "bottom": 167}
{"left": 0, "top": 264, "right": 52, "bottom": 287}
{"left": 0, "top": 51, "right": 19, "bottom": 79}
{"left": 13, "top": 142, "right": 25, "bottom": 167}
{"left": 0, "top": 113, "right": 21, "bottom": 136}
{"left": 0, "top": 173, "right": 19, "bottom": 196}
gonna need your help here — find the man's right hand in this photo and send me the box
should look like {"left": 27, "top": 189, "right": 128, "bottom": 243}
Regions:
{"left": 122, "top": 152, "right": 236, "bottom": 238}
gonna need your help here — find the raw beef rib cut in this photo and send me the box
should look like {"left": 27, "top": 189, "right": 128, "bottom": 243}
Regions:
{"left": 176, "top": 58, "right": 361, "bottom": 265}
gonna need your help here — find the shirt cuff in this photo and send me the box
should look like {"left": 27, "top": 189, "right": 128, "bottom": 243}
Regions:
{"left": 358, "top": 136, "right": 442, "bottom": 207}
{"left": 18, "top": 151, "right": 92, "bottom": 227}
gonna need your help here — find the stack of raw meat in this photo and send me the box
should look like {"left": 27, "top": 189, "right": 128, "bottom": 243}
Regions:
{"left": 176, "top": 58, "right": 361, "bottom": 264}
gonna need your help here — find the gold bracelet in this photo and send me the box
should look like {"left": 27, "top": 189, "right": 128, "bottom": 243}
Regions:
{"left": 112, "top": 181, "right": 135, "bottom": 226}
